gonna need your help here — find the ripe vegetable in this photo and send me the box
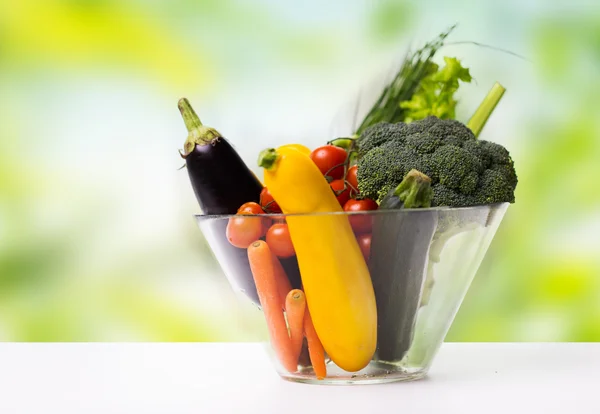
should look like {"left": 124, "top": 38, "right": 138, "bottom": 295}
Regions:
{"left": 357, "top": 233, "right": 372, "bottom": 262}
{"left": 346, "top": 165, "right": 359, "bottom": 195}
{"left": 248, "top": 241, "right": 296, "bottom": 373}
{"left": 285, "top": 289, "right": 306, "bottom": 366}
{"left": 260, "top": 187, "right": 282, "bottom": 214}
{"left": 370, "top": 169, "right": 437, "bottom": 362}
{"left": 356, "top": 116, "right": 517, "bottom": 206}
{"left": 266, "top": 223, "right": 295, "bottom": 258}
{"left": 178, "top": 98, "right": 262, "bottom": 214}
{"left": 330, "top": 179, "right": 350, "bottom": 207}
{"left": 273, "top": 253, "right": 293, "bottom": 310}
{"left": 226, "top": 214, "right": 265, "bottom": 249}
{"left": 280, "top": 143, "right": 311, "bottom": 156}
{"left": 178, "top": 98, "right": 262, "bottom": 305}
{"left": 280, "top": 256, "right": 302, "bottom": 290}
{"left": 258, "top": 145, "right": 377, "bottom": 372}
{"left": 310, "top": 145, "right": 347, "bottom": 179}
{"left": 238, "top": 202, "right": 271, "bottom": 233}
{"left": 238, "top": 202, "right": 264, "bottom": 215}
{"left": 304, "top": 310, "right": 327, "bottom": 380}
{"left": 344, "top": 198, "right": 378, "bottom": 234}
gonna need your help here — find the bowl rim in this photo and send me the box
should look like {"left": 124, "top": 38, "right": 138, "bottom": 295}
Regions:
{"left": 194, "top": 202, "right": 510, "bottom": 220}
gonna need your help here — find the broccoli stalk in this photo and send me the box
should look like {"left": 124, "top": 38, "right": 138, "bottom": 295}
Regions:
{"left": 380, "top": 169, "right": 433, "bottom": 209}
{"left": 370, "top": 176, "right": 438, "bottom": 362}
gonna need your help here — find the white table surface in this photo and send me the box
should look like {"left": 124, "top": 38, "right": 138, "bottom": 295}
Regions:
{"left": 0, "top": 343, "right": 598, "bottom": 413}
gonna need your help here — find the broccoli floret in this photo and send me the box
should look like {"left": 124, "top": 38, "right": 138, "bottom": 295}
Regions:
{"left": 432, "top": 145, "right": 483, "bottom": 191}
{"left": 357, "top": 140, "right": 430, "bottom": 202}
{"left": 405, "top": 132, "right": 441, "bottom": 154}
{"left": 462, "top": 139, "right": 493, "bottom": 169}
{"left": 475, "top": 169, "right": 516, "bottom": 204}
{"left": 480, "top": 140, "right": 512, "bottom": 166}
{"left": 356, "top": 116, "right": 517, "bottom": 207}
{"left": 490, "top": 162, "right": 518, "bottom": 189}
{"left": 431, "top": 183, "right": 477, "bottom": 207}
{"left": 356, "top": 122, "right": 407, "bottom": 156}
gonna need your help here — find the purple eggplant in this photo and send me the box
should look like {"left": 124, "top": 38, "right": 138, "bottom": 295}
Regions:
{"left": 179, "top": 98, "right": 263, "bottom": 305}
{"left": 178, "top": 98, "right": 263, "bottom": 215}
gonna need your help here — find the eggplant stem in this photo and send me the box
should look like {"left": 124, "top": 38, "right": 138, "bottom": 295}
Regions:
{"left": 178, "top": 98, "right": 203, "bottom": 131}
{"left": 178, "top": 98, "right": 222, "bottom": 155}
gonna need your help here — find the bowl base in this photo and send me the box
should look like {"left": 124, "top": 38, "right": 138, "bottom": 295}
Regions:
{"left": 279, "top": 361, "right": 428, "bottom": 385}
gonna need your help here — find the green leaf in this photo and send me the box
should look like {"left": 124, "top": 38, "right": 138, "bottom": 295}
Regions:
{"left": 398, "top": 56, "right": 472, "bottom": 122}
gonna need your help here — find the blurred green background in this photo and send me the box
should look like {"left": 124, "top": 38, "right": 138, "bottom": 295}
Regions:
{"left": 1, "top": 0, "right": 598, "bottom": 342}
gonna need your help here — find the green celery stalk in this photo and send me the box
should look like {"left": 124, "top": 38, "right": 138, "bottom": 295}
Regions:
{"left": 467, "top": 82, "right": 506, "bottom": 138}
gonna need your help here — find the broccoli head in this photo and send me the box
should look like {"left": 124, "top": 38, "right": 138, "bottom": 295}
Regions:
{"left": 357, "top": 140, "right": 431, "bottom": 201}
{"left": 356, "top": 122, "right": 408, "bottom": 156}
{"left": 356, "top": 116, "right": 517, "bottom": 207}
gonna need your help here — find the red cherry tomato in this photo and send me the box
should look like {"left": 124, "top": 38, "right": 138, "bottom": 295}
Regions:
{"left": 310, "top": 145, "right": 347, "bottom": 180}
{"left": 346, "top": 165, "right": 359, "bottom": 195}
{"left": 272, "top": 216, "right": 286, "bottom": 225}
{"left": 344, "top": 198, "right": 378, "bottom": 234}
{"left": 357, "top": 233, "right": 372, "bottom": 262}
{"left": 266, "top": 223, "right": 295, "bottom": 258}
{"left": 238, "top": 201, "right": 271, "bottom": 233}
{"left": 226, "top": 213, "right": 265, "bottom": 249}
{"left": 238, "top": 202, "right": 264, "bottom": 215}
{"left": 330, "top": 179, "right": 350, "bottom": 207}
{"left": 259, "top": 187, "right": 282, "bottom": 214}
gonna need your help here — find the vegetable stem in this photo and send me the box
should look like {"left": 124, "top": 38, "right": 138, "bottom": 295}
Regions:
{"left": 328, "top": 137, "right": 357, "bottom": 150}
{"left": 467, "top": 82, "right": 506, "bottom": 138}
{"left": 258, "top": 148, "right": 279, "bottom": 170}
{"left": 178, "top": 98, "right": 222, "bottom": 155}
{"left": 393, "top": 169, "right": 433, "bottom": 208}
{"left": 178, "top": 98, "right": 203, "bottom": 131}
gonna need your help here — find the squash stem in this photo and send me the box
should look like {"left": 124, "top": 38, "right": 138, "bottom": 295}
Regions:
{"left": 258, "top": 148, "right": 279, "bottom": 170}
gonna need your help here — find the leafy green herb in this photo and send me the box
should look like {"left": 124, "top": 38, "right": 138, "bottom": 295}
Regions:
{"left": 354, "top": 25, "right": 456, "bottom": 135}
{"left": 400, "top": 57, "right": 472, "bottom": 122}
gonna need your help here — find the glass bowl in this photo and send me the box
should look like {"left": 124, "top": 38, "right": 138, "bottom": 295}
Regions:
{"left": 196, "top": 203, "right": 508, "bottom": 385}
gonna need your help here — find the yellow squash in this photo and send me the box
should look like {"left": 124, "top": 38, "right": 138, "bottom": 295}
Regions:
{"left": 258, "top": 146, "right": 377, "bottom": 372}
{"left": 278, "top": 143, "right": 311, "bottom": 156}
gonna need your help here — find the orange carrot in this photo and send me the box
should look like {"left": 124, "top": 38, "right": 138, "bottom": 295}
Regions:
{"left": 272, "top": 252, "right": 292, "bottom": 309}
{"left": 248, "top": 241, "right": 296, "bottom": 373}
{"left": 304, "top": 309, "right": 327, "bottom": 380}
{"left": 285, "top": 289, "right": 306, "bottom": 364}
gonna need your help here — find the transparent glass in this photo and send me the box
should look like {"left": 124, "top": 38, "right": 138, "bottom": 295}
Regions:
{"left": 196, "top": 203, "right": 508, "bottom": 385}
